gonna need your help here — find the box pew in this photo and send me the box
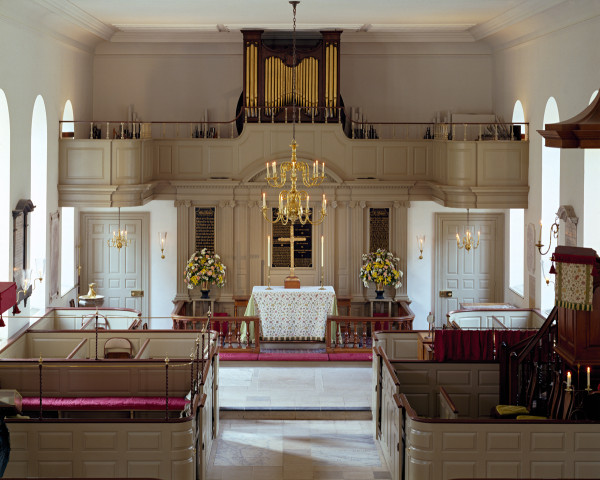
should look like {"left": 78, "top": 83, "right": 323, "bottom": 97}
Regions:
{"left": 373, "top": 331, "right": 423, "bottom": 360}
{"left": 447, "top": 308, "right": 545, "bottom": 330}
{"left": 29, "top": 307, "right": 142, "bottom": 331}
{"left": 1, "top": 331, "right": 219, "bottom": 480}
{"left": 373, "top": 345, "right": 600, "bottom": 480}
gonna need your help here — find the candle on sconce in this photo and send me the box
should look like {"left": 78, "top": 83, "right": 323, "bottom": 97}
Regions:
{"left": 567, "top": 371, "right": 572, "bottom": 389}
{"left": 322, "top": 161, "right": 325, "bottom": 176}
{"left": 539, "top": 219, "right": 543, "bottom": 243}
{"left": 266, "top": 162, "right": 270, "bottom": 177}
{"left": 262, "top": 192, "right": 266, "bottom": 208}
{"left": 321, "top": 235, "right": 324, "bottom": 268}
{"left": 272, "top": 161, "right": 276, "bottom": 175}
{"left": 306, "top": 195, "right": 309, "bottom": 211}
{"left": 587, "top": 366, "right": 591, "bottom": 389}
{"left": 267, "top": 235, "right": 271, "bottom": 267}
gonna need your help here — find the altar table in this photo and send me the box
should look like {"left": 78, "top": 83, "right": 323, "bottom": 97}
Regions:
{"left": 244, "top": 286, "right": 338, "bottom": 341}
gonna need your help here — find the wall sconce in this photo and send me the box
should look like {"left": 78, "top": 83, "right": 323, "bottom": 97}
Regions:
{"left": 536, "top": 216, "right": 559, "bottom": 255}
{"left": 417, "top": 234, "right": 425, "bottom": 259}
{"left": 14, "top": 258, "right": 44, "bottom": 306}
{"left": 159, "top": 232, "right": 167, "bottom": 259}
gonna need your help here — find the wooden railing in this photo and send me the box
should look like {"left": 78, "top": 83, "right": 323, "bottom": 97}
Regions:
{"left": 326, "top": 315, "right": 413, "bottom": 353}
{"left": 502, "top": 306, "right": 560, "bottom": 408}
{"left": 171, "top": 301, "right": 260, "bottom": 353}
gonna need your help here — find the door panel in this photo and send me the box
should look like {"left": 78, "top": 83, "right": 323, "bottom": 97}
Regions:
{"left": 436, "top": 214, "right": 504, "bottom": 325}
{"left": 82, "top": 213, "right": 147, "bottom": 317}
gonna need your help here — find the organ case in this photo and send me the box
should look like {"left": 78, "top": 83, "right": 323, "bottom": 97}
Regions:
{"left": 242, "top": 30, "right": 341, "bottom": 123}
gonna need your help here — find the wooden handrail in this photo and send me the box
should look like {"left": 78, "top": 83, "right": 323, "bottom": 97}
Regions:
{"left": 439, "top": 386, "right": 459, "bottom": 416}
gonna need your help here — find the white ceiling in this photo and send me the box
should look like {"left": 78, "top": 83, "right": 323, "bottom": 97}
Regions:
{"left": 10, "top": 0, "right": 600, "bottom": 48}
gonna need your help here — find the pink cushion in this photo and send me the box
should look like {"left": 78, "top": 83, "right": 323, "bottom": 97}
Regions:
{"left": 219, "top": 352, "right": 259, "bottom": 361}
{"left": 213, "top": 312, "right": 229, "bottom": 317}
{"left": 258, "top": 353, "right": 329, "bottom": 361}
{"left": 328, "top": 353, "right": 372, "bottom": 361}
{"left": 22, "top": 396, "right": 189, "bottom": 411}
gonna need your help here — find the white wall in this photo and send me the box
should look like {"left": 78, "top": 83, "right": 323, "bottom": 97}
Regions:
{"left": 0, "top": 14, "right": 94, "bottom": 335}
{"left": 493, "top": 13, "right": 600, "bottom": 309}
{"left": 92, "top": 41, "right": 494, "bottom": 125}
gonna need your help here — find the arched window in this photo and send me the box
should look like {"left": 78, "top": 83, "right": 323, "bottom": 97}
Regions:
{"left": 509, "top": 100, "right": 525, "bottom": 296}
{"left": 0, "top": 90, "right": 10, "bottom": 278}
{"left": 541, "top": 97, "right": 560, "bottom": 313}
{"left": 30, "top": 95, "right": 47, "bottom": 313}
{"left": 584, "top": 90, "right": 600, "bottom": 253}
{"left": 61, "top": 100, "right": 75, "bottom": 296}
{"left": 61, "top": 100, "right": 74, "bottom": 137}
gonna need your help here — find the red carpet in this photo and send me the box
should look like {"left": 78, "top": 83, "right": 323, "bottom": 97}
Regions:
{"left": 219, "top": 352, "right": 372, "bottom": 361}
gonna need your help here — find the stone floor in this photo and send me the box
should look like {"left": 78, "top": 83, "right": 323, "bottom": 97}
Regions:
{"left": 207, "top": 419, "right": 391, "bottom": 480}
{"left": 219, "top": 363, "right": 372, "bottom": 410}
{"left": 210, "top": 363, "right": 388, "bottom": 479}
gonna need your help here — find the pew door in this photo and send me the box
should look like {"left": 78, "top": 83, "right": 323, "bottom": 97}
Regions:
{"left": 81, "top": 212, "right": 149, "bottom": 317}
{"left": 435, "top": 213, "right": 504, "bottom": 326}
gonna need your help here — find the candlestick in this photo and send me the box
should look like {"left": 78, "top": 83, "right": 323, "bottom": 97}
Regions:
{"left": 322, "top": 161, "right": 325, "bottom": 176}
{"left": 321, "top": 235, "right": 324, "bottom": 268}
{"left": 306, "top": 195, "right": 309, "bottom": 211}
{"left": 263, "top": 192, "right": 266, "bottom": 208}
{"left": 566, "top": 371, "right": 572, "bottom": 390}
{"left": 266, "top": 162, "right": 270, "bottom": 177}
{"left": 266, "top": 235, "right": 272, "bottom": 290}
{"left": 539, "top": 219, "right": 542, "bottom": 243}
{"left": 587, "top": 366, "right": 591, "bottom": 391}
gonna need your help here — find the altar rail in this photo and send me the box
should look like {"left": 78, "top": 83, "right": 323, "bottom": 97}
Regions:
{"left": 172, "top": 301, "right": 260, "bottom": 353}
{"left": 326, "top": 316, "right": 413, "bottom": 353}
{"left": 60, "top": 107, "right": 529, "bottom": 142}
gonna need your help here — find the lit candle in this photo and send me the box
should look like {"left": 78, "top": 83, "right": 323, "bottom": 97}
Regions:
{"left": 321, "top": 235, "right": 324, "bottom": 267}
{"left": 306, "top": 195, "right": 309, "bottom": 211}
{"left": 262, "top": 192, "right": 266, "bottom": 208}
{"left": 272, "top": 161, "right": 276, "bottom": 175}
{"left": 456, "top": 232, "right": 460, "bottom": 244}
{"left": 324, "top": 198, "right": 327, "bottom": 213}
{"left": 266, "top": 162, "right": 270, "bottom": 177}
{"left": 477, "top": 230, "right": 480, "bottom": 241}
{"left": 322, "top": 161, "right": 325, "bottom": 176}
{"left": 587, "top": 366, "right": 591, "bottom": 389}
{"left": 567, "top": 371, "right": 572, "bottom": 389}
{"left": 539, "top": 219, "right": 542, "bottom": 243}
{"left": 267, "top": 235, "right": 271, "bottom": 268}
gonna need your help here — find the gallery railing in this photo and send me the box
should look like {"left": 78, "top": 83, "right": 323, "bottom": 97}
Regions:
{"left": 59, "top": 106, "right": 529, "bottom": 142}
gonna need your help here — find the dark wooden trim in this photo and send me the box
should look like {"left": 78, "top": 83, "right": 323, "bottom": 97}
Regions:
{"left": 439, "top": 386, "right": 459, "bottom": 415}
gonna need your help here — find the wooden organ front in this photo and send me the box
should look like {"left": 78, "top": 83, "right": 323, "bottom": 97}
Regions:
{"left": 242, "top": 30, "right": 341, "bottom": 123}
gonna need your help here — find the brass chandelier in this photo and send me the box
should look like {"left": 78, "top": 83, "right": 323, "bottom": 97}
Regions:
{"left": 456, "top": 208, "right": 479, "bottom": 252}
{"left": 107, "top": 207, "right": 130, "bottom": 250}
{"left": 261, "top": 0, "right": 327, "bottom": 228}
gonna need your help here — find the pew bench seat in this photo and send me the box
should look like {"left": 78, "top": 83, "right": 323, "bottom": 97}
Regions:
{"left": 21, "top": 396, "right": 190, "bottom": 416}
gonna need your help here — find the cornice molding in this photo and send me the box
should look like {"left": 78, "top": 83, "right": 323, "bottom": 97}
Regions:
{"left": 34, "top": 0, "right": 114, "bottom": 40}
{"left": 470, "top": 0, "right": 564, "bottom": 41}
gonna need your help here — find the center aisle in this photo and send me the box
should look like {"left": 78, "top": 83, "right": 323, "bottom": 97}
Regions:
{"left": 218, "top": 364, "right": 372, "bottom": 410}
{"left": 207, "top": 419, "right": 391, "bottom": 480}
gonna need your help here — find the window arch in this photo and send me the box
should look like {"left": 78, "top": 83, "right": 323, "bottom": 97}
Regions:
{"left": 61, "top": 100, "right": 75, "bottom": 295}
{"left": 61, "top": 100, "right": 74, "bottom": 137}
{"left": 584, "top": 90, "right": 600, "bottom": 253}
{"left": 0, "top": 90, "right": 10, "bottom": 278}
{"left": 541, "top": 97, "right": 560, "bottom": 313}
{"left": 30, "top": 95, "right": 47, "bottom": 313}
{"left": 509, "top": 100, "right": 525, "bottom": 296}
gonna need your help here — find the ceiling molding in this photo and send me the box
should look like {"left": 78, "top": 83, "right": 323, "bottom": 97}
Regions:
{"left": 470, "top": 0, "right": 565, "bottom": 40}
{"left": 109, "top": 23, "right": 477, "bottom": 44}
{"left": 33, "top": 0, "right": 115, "bottom": 40}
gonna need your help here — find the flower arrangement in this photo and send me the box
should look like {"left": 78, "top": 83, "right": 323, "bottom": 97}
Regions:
{"left": 359, "top": 248, "right": 403, "bottom": 289}
{"left": 184, "top": 248, "right": 226, "bottom": 290}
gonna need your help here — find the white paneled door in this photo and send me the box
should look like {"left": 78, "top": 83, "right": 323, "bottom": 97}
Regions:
{"left": 81, "top": 213, "right": 148, "bottom": 317}
{"left": 435, "top": 213, "right": 504, "bottom": 326}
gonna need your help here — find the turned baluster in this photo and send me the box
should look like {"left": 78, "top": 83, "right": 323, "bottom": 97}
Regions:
{"left": 362, "top": 321, "right": 367, "bottom": 348}
{"left": 236, "top": 320, "right": 241, "bottom": 347}
{"left": 353, "top": 322, "right": 359, "bottom": 348}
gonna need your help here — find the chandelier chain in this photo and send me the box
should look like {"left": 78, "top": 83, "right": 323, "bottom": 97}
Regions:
{"left": 291, "top": 0, "right": 297, "bottom": 141}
